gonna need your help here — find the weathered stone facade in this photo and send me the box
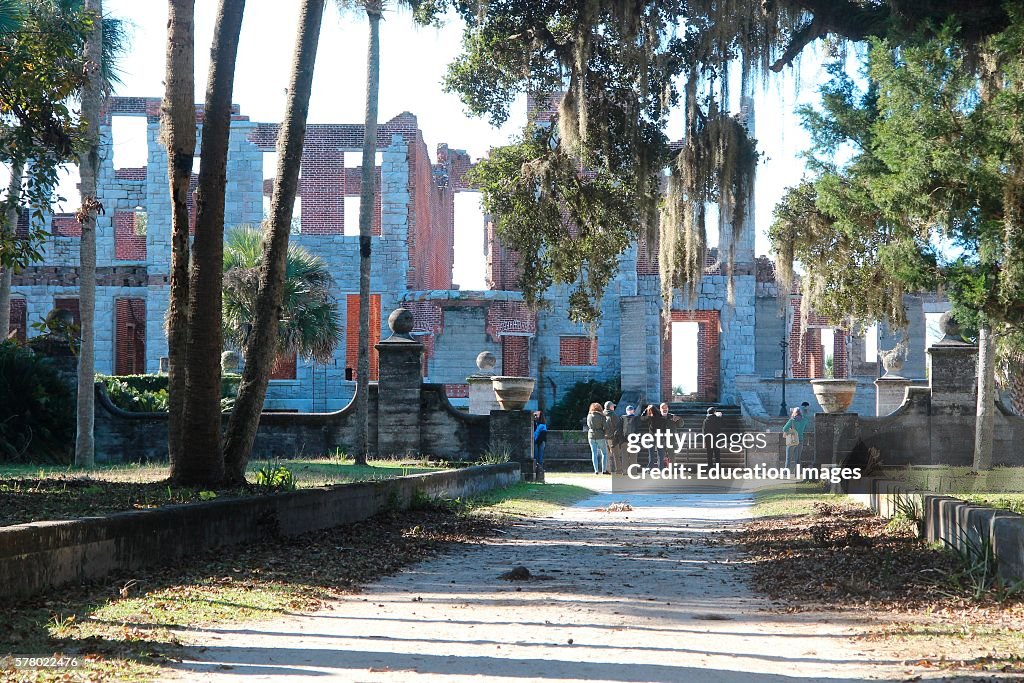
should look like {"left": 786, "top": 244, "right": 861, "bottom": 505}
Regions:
{"left": 8, "top": 95, "right": 955, "bottom": 419}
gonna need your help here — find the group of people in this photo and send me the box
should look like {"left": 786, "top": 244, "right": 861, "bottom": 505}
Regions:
{"left": 585, "top": 401, "right": 695, "bottom": 474}
{"left": 532, "top": 399, "right": 815, "bottom": 474}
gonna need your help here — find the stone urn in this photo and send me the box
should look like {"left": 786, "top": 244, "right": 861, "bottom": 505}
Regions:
{"left": 810, "top": 379, "right": 858, "bottom": 414}
{"left": 491, "top": 376, "right": 536, "bottom": 411}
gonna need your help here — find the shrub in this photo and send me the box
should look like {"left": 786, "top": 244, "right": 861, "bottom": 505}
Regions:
{"left": 0, "top": 341, "right": 74, "bottom": 462}
{"left": 99, "top": 372, "right": 241, "bottom": 413}
{"left": 547, "top": 376, "right": 621, "bottom": 430}
{"left": 252, "top": 463, "right": 297, "bottom": 492}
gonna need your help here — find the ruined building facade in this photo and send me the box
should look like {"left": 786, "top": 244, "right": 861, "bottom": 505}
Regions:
{"left": 7, "top": 96, "right": 947, "bottom": 416}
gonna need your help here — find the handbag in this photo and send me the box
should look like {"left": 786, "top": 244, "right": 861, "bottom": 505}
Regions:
{"left": 784, "top": 428, "right": 799, "bottom": 447}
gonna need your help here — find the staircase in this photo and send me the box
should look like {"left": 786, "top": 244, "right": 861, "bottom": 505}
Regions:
{"left": 660, "top": 403, "right": 749, "bottom": 468}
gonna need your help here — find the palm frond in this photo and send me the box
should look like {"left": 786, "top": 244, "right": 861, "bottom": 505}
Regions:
{"left": 0, "top": 0, "right": 24, "bottom": 34}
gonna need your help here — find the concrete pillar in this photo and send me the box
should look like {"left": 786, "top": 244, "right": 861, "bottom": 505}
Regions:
{"left": 467, "top": 375, "right": 499, "bottom": 415}
{"left": 619, "top": 296, "right": 648, "bottom": 397}
{"left": 489, "top": 409, "right": 534, "bottom": 481}
{"left": 875, "top": 377, "right": 911, "bottom": 416}
{"left": 928, "top": 341, "right": 978, "bottom": 416}
{"left": 375, "top": 309, "right": 424, "bottom": 457}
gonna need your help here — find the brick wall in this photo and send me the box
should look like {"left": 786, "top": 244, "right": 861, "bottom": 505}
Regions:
{"left": 559, "top": 336, "right": 598, "bottom": 366}
{"left": 8, "top": 297, "right": 26, "bottom": 343}
{"left": 661, "top": 310, "right": 721, "bottom": 402}
{"left": 113, "top": 211, "right": 147, "bottom": 261}
{"left": 269, "top": 352, "right": 297, "bottom": 381}
{"left": 114, "top": 297, "right": 146, "bottom": 375}
{"left": 501, "top": 335, "right": 529, "bottom": 376}
{"left": 346, "top": 294, "right": 381, "bottom": 381}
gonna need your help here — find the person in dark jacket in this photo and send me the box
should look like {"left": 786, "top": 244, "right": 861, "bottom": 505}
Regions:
{"left": 702, "top": 406, "right": 722, "bottom": 466}
{"left": 641, "top": 403, "right": 680, "bottom": 468}
{"left": 621, "top": 404, "right": 643, "bottom": 467}
{"left": 603, "top": 401, "right": 623, "bottom": 473}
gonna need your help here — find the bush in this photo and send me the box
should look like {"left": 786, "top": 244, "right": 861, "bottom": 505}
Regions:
{"left": 103, "top": 378, "right": 168, "bottom": 412}
{"left": 99, "top": 372, "right": 241, "bottom": 413}
{"left": 0, "top": 341, "right": 74, "bottom": 462}
{"left": 547, "top": 377, "right": 621, "bottom": 430}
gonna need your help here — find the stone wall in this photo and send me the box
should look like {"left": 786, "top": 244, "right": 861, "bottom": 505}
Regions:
{"left": 0, "top": 463, "right": 520, "bottom": 599}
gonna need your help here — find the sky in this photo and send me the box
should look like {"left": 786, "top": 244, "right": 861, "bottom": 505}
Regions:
{"left": 87, "top": 1, "right": 831, "bottom": 290}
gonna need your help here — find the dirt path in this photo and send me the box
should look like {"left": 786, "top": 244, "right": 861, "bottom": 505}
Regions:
{"left": 167, "top": 477, "right": 962, "bottom": 682}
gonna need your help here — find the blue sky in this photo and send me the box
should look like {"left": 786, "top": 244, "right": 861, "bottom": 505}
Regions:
{"left": 93, "top": 1, "right": 831, "bottom": 290}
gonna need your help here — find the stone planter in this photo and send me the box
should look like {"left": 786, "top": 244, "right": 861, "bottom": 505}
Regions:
{"left": 491, "top": 376, "right": 536, "bottom": 411}
{"left": 810, "top": 379, "right": 858, "bottom": 414}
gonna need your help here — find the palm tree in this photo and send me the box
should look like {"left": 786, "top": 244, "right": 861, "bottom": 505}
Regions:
{"left": 162, "top": 0, "right": 196, "bottom": 476}
{"left": 222, "top": 225, "right": 341, "bottom": 363}
{"left": 175, "top": 0, "right": 246, "bottom": 486}
{"left": 223, "top": 0, "right": 326, "bottom": 484}
{"left": 75, "top": 0, "right": 104, "bottom": 468}
{"left": 337, "top": 0, "right": 415, "bottom": 465}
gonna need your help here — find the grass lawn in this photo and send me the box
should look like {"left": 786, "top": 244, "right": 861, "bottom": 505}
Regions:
{"left": 750, "top": 480, "right": 848, "bottom": 518}
{"left": 0, "top": 458, "right": 441, "bottom": 527}
{"left": 0, "top": 479, "right": 590, "bottom": 682}
{"left": 461, "top": 481, "right": 595, "bottom": 518}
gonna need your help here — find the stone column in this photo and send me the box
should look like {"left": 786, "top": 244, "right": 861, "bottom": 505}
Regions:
{"left": 375, "top": 309, "right": 424, "bottom": 458}
{"left": 489, "top": 409, "right": 534, "bottom": 481}
{"left": 875, "top": 377, "right": 912, "bottom": 416}
{"left": 927, "top": 322, "right": 978, "bottom": 416}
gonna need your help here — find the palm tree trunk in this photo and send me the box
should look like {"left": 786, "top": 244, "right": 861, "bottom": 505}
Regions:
{"left": 76, "top": 0, "right": 103, "bottom": 469}
{"left": 175, "top": 0, "right": 246, "bottom": 486}
{"left": 223, "top": 0, "right": 325, "bottom": 483}
{"left": 0, "top": 160, "right": 23, "bottom": 342}
{"left": 974, "top": 321, "right": 995, "bottom": 471}
{"left": 356, "top": 3, "right": 381, "bottom": 466}
{"left": 162, "top": 0, "right": 196, "bottom": 477}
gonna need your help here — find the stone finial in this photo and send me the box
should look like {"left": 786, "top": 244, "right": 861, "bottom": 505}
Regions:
{"left": 221, "top": 350, "right": 241, "bottom": 373}
{"left": 383, "top": 307, "right": 415, "bottom": 342}
{"left": 476, "top": 350, "right": 497, "bottom": 373}
{"left": 937, "top": 311, "right": 967, "bottom": 344}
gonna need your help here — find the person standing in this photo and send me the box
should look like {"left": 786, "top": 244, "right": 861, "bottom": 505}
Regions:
{"left": 642, "top": 403, "right": 680, "bottom": 468}
{"left": 621, "top": 404, "right": 643, "bottom": 468}
{"left": 782, "top": 406, "right": 807, "bottom": 469}
{"left": 533, "top": 411, "right": 548, "bottom": 468}
{"left": 586, "top": 402, "right": 610, "bottom": 474}
{"left": 702, "top": 406, "right": 722, "bottom": 467}
{"left": 603, "top": 401, "right": 623, "bottom": 473}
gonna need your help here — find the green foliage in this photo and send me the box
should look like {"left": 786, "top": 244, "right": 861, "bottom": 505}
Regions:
{"left": 99, "top": 373, "right": 240, "bottom": 413}
{"left": 222, "top": 225, "right": 342, "bottom": 363}
{"left": 103, "top": 378, "right": 168, "bottom": 413}
{"left": 252, "top": 462, "right": 297, "bottom": 493}
{"left": 942, "top": 529, "right": 1024, "bottom": 601}
{"left": 479, "top": 442, "right": 512, "bottom": 464}
{"left": 0, "top": 340, "right": 73, "bottom": 462}
{"left": 468, "top": 125, "right": 653, "bottom": 323}
{"left": 771, "top": 14, "right": 1024, "bottom": 335}
{"left": 547, "top": 376, "right": 620, "bottom": 430}
{"left": 0, "top": 1, "right": 128, "bottom": 270}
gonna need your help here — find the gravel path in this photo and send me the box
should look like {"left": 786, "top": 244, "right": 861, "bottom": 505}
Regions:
{"left": 167, "top": 476, "right": 950, "bottom": 682}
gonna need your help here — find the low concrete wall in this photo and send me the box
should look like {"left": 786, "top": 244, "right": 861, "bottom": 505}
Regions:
{"left": 850, "top": 477, "right": 1024, "bottom": 583}
{"left": 0, "top": 463, "right": 520, "bottom": 600}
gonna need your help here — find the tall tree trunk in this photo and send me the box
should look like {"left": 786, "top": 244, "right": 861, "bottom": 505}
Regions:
{"left": 974, "top": 321, "right": 995, "bottom": 471}
{"left": 355, "top": 3, "right": 381, "bottom": 466}
{"left": 76, "top": 0, "right": 103, "bottom": 468}
{"left": 175, "top": 0, "right": 246, "bottom": 486}
{"left": 0, "top": 160, "right": 23, "bottom": 342}
{"left": 223, "top": 0, "right": 325, "bottom": 482}
{"left": 162, "top": 0, "right": 196, "bottom": 477}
